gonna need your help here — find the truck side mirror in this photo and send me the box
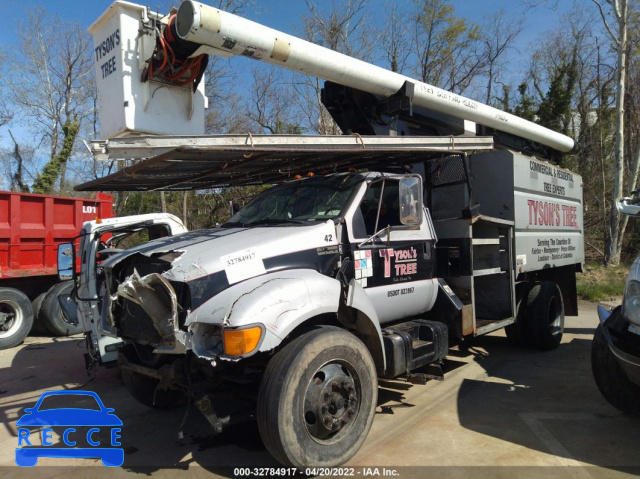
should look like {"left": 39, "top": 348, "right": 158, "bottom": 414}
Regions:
{"left": 618, "top": 191, "right": 640, "bottom": 216}
{"left": 399, "top": 177, "right": 422, "bottom": 226}
{"left": 57, "top": 243, "right": 75, "bottom": 281}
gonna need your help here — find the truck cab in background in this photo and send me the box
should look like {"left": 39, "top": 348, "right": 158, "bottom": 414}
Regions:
{"left": 57, "top": 213, "right": 187, "bottom": 368}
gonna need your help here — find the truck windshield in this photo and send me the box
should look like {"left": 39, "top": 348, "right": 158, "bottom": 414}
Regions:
{"left": 224, "top": 174, "right": 364, "bottom": 227}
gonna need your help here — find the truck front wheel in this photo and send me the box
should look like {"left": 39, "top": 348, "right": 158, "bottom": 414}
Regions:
{"left": 0, "top": 288, "right": 34, "bottom": 350}
{"left": 526, "top": 281, "right": 564, "bottom": 350}
{"left": 257, "top": 326, "right": 377, "bottom": 467}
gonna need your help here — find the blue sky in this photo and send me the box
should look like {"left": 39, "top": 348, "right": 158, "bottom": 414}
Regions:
{"left": 0, "top": 0, "right": 576, "bottom": 50}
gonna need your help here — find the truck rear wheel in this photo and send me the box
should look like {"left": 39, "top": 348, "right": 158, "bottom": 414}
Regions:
{"left": 257, "top": 326, "right": 377, "bottom": 467}
{"left": 526, "top": 281, "right": 564, "bottom": 350}
{"left": 0, "top": 288, "right": 34, "bottom": 350}
{"left": 591, "top": 315, "right": 640, "bottom": 416}
{"left": 40, "top": 281, "right": 83, "bottom": 336}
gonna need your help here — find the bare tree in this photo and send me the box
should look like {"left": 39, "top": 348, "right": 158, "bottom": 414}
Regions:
{"left": 295, "top": 0, "right": 371, "bottom": 134}
{"left": 246, "top": 67, "right": 303, "bottom": 134}
{"left": 479, "top": 10, "right": 523, "bottom": 105}
{"left": 304, "top": 0, "right": 370, "bottom": 57}
{"left": 411, "top": 0, "right": 485, "bottom": 94}
{"left": 1, "top": 8, "right": 93, "bottom": 194}
{"left": 379, "top": 2, "right": 412, "bottom": 73}
{"left": 592, "top": 0, "right": 630, "bottom": 265}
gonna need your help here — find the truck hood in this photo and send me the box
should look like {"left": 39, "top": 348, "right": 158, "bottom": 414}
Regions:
{"left": 105, "top": 221, "right": 339, "bottom": 311}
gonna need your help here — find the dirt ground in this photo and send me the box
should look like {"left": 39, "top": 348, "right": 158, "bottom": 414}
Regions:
{"left": 0, "top": 301, "right": 639, "bottom": 478}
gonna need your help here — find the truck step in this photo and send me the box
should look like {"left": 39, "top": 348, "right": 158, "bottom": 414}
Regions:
{"left": 380, "top": 320, "right": 448, "bottom": 379}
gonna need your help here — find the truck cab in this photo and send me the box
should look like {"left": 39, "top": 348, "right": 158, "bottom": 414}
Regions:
{"left": 97, "top": 173, "right": 439, "bottom": 360}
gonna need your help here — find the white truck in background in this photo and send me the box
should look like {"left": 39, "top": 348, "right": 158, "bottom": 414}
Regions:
{"left": 58, "top": 213, "right": 187, "bottom": 369}
{"left": 592, "top": 194, "right": 640, "bottom": 416}
{"left": 59, "top": 0, "right": 585, "bottom": 467}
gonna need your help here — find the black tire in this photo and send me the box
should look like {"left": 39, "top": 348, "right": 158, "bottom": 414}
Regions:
{"left": 257, "top": 326, "right": 377, "bottom": 467}
{"left": 0, "top": 288, "right": 34, "bottom": 350}
{"left": 526, "top": 281, "right": 564, "bottom": 350}
{"left": 591, "top": 316, "right": 640, "bottom": 416}
{"left": 119, "top": 345, "right": 187, "bottom": 410}
{"left": 30, "top": 292, "right": 49, "bottom": 336}
{"left": 40, "top": 281, "right": 83, "bottom": 336}
{"left": 505, "top": 283, "right": 531, "bottom": 347}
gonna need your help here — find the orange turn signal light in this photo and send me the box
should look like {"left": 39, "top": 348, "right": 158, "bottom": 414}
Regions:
{"left": 223, "top": 326, "right": 262, "bottom": 356}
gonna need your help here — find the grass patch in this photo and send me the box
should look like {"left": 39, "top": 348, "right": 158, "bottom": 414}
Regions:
{"left": 577, "top": 263, "right": 628, "bottom": 302}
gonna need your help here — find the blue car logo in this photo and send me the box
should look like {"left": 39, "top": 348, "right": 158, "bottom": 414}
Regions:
{"left": 15, "top": 390, "right": 124, "bottom": 467}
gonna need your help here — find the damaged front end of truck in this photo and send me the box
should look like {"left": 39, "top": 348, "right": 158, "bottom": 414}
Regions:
{"left": 98, "top": 175, "right": 363, "bottom": 430}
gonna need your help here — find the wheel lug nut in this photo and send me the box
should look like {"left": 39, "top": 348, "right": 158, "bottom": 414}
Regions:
{"left": 324, "top": 393, "right": 330, "bottom": 400}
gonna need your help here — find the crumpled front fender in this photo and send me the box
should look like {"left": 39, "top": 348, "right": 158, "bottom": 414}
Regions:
{"left": 187, "top": 269, "right": 341, "bottom": 353}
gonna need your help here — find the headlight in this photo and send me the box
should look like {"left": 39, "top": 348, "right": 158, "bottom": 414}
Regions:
{"left": 623, "top": 280, "right": 640, "bottom": 327}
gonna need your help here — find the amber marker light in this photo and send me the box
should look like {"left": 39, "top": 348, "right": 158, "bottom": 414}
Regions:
{"left": 223, "top": 326, "right": 263, "bottom": 356}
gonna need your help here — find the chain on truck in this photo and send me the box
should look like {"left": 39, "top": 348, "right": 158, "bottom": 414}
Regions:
{"left": 57, "top": 0, "right": 585, "bottom": 468}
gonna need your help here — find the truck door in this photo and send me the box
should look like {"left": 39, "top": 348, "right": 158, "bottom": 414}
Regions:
{"left": 346, "top": 176, "right": 439, "bottom": 324}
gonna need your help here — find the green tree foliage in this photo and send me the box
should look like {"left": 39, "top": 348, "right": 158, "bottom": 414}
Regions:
{"left": 513, "top": 83, "right": 538, "bottom": 122}
{"left": 32, "top": 119, "right": 79, "bottom": 194}
{"left": 536, "top": 53, "right": 578, "bottom": 135}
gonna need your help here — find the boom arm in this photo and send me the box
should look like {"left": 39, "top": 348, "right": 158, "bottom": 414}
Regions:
{"left": 173, "top": 0, "right": 574, "bottom": 154}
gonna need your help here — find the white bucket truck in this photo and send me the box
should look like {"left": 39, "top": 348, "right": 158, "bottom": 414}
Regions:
{"left": 60, "top": 1, "right": 585, "bottom": 467}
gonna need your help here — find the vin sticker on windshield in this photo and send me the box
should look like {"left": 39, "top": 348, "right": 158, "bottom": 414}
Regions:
{"left": 221, "top": 248, "right": 266, "bottom": 284}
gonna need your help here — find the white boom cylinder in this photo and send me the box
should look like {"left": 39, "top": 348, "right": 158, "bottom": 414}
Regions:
{"left": 176, "top": 0, "right": 574, "bottom": 153}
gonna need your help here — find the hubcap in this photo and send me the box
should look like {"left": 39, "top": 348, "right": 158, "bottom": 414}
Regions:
{"left": 0, "top": 300, "right": 22, "bottom": 339}
{"left": 303, "top": 362, "right": 359, "bottom": 441}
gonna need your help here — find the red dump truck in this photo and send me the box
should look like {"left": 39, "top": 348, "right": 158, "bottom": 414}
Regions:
{"left": 0, "top": 191, "right": 113, "bottom": 349}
